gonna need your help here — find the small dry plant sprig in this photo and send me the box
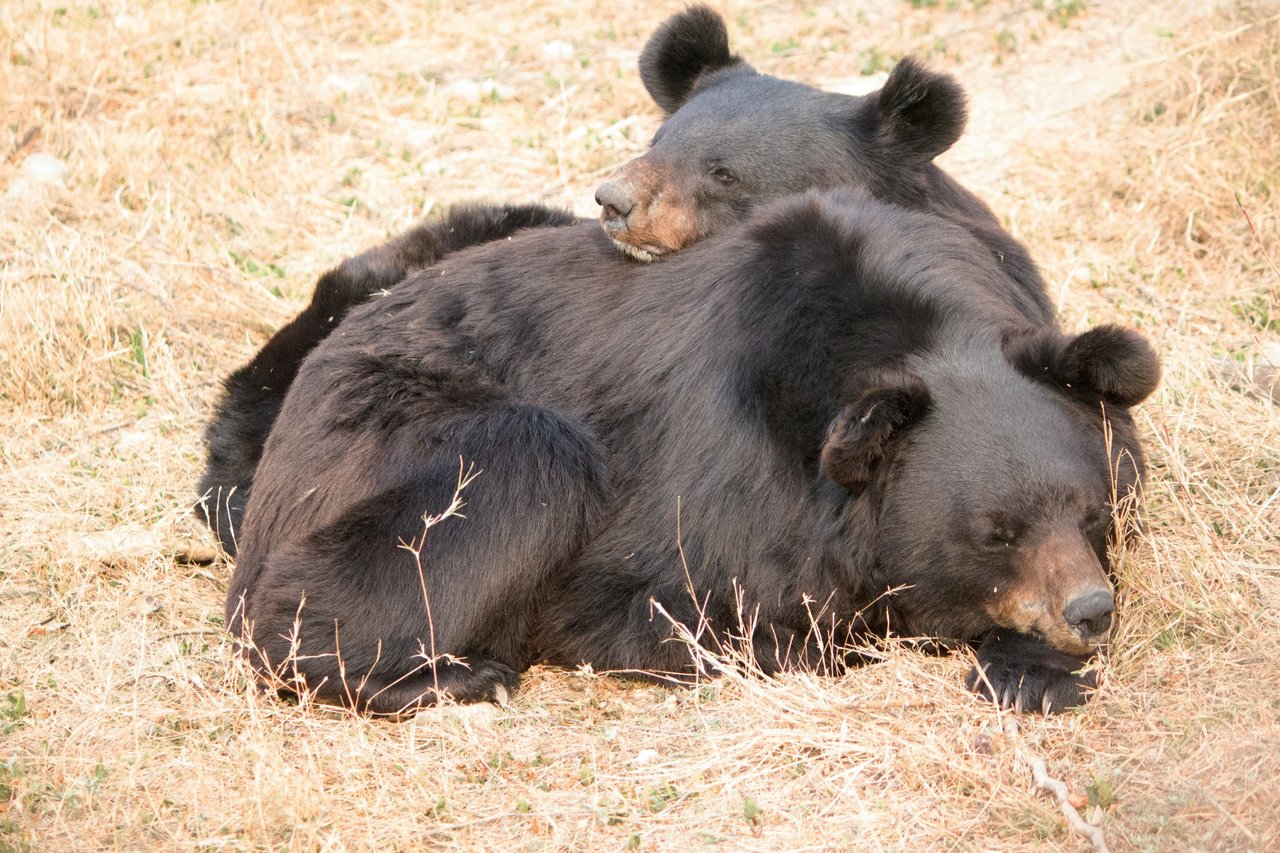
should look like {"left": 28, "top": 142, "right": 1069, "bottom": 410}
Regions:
{"left": 224, "top": 459, "right": 482, "bottom": 717}
{"left": 393, "top": 458, "right": 483, "bottom": 710}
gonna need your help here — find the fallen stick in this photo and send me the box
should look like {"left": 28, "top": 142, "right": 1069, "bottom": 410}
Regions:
{"left": 1005, "top": 720, "right": 1109, "bottom": 853}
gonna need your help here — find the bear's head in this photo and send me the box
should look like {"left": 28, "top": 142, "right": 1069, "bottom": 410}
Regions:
{"left": 820, "top": 325, "right": 1160, "bottom": 659}
{"left": 596, "top": 5, "right": 966, "bottom": 261}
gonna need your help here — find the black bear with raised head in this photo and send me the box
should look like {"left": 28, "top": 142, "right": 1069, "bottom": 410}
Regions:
{"left": 597, "top": 4, "right": 1027, "bottom": 286}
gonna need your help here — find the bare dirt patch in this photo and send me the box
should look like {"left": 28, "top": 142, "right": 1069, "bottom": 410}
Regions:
{"left": 1, "top": 1, "right": 1277, "bottom": 849}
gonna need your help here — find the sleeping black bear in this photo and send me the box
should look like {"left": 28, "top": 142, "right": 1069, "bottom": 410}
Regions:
{"left": 225, "top": 189, "right": 1158, "bottom": 716}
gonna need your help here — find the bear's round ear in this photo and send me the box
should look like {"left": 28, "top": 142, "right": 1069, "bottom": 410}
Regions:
{"left": 639, "top": 5, "right": 749, "bottom": 115}
{"left": 820, "top": 374, "right": 931, "bottom": 492}
{"left": 874, "top": 58, "right": 967, "bottom": 162}
{"left": 1059, "top": 325, "right": 1161, "bottom": 407}
{"left": 1007, "top": 324, "right": 1161, "bottom": 407}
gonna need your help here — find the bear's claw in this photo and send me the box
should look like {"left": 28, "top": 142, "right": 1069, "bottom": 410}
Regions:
{"left": 967, "top": 629, "right": 1099, "bottom": 714}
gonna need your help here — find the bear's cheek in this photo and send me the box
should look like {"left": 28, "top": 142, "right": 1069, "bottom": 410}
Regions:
{"left": 871, "top": 536, "right": 999, "bottom": 639}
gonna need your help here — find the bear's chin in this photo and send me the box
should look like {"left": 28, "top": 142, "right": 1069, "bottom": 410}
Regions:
{"left": 608, "top": 236, "right": 668, "bottom": 263}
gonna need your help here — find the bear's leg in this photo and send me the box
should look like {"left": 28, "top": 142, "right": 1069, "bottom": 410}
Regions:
{"left": 196, "top": 202, "right": 579, "bottom": 555}
{"left": 235, "top": 404, "right": 607, "bottom": 715}
{"left": 965, "top": 629, "right": 1097, "bottom": 713}
{"left": 545, "top": 578, "right": 836, "bottom": 681}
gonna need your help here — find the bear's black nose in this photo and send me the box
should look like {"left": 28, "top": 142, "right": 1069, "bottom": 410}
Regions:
{"left": 595, "top": 181, "right": 635, "bottom": 223}
{"left": 1062, "top": 589, "right": 1114, "bottom": 639}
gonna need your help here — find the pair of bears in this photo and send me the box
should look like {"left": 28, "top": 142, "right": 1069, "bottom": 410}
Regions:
{"left": 198, "top": 6, "right": 1159, "bottom": 716}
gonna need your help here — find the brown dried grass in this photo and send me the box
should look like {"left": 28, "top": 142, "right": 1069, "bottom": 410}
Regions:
{"left": 1, "top": 1, "right": 1277, "bottom": 850}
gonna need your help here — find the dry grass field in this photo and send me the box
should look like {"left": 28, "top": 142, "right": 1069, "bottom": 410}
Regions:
{"left": 2, "top": 0, "right": 1278, "bottom": 850}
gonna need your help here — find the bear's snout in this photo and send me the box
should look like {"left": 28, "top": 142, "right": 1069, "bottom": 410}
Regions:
{"left": 595, "top": 157, "right": 701, "bottom": 262}
{"left": 986, "top": 526, "right": 1115, "bottom": 656}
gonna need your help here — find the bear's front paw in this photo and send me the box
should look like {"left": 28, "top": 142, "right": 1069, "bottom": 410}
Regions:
{"left": 966, "top": 630, "right": 1099, "bottom": 714}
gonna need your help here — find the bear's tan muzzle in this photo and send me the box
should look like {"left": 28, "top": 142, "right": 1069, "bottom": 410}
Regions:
{"left": 595, "top": 156, "right": 700, "bottom": 261}
{"left": 985, "top": 527, "right": 1114, "bottom": 656}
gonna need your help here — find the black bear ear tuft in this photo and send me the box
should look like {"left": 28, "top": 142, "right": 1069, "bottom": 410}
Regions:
{"left": 874, "top": 57, "right": 967, "bottom": 162}
{"left": 820, "top": 374, "right": 931, "bottom": 492}
{"left": 1058, "top": 325, "right": 1161, "bottom": 407}
{"left": 639, "top": 5, "right": 748, "bottom": 115}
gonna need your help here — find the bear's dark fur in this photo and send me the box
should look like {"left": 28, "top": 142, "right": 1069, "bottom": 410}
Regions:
{"left": 196, "top": 8, "right": 1049, "bottom": 555}
{"left": 226, "top": 190, "right": 1158, "bottom": 716}
{"left": 196, "top": 203, "right": 578, "bottom": 552}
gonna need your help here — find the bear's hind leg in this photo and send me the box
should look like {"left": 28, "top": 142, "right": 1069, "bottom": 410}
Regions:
{"left": 238, "top": 404, "right": 607, "bottom": 714}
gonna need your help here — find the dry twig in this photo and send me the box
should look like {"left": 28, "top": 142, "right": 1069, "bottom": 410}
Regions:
{"left": 1005, "top": 720, "right": 1109, "bottom": 853}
